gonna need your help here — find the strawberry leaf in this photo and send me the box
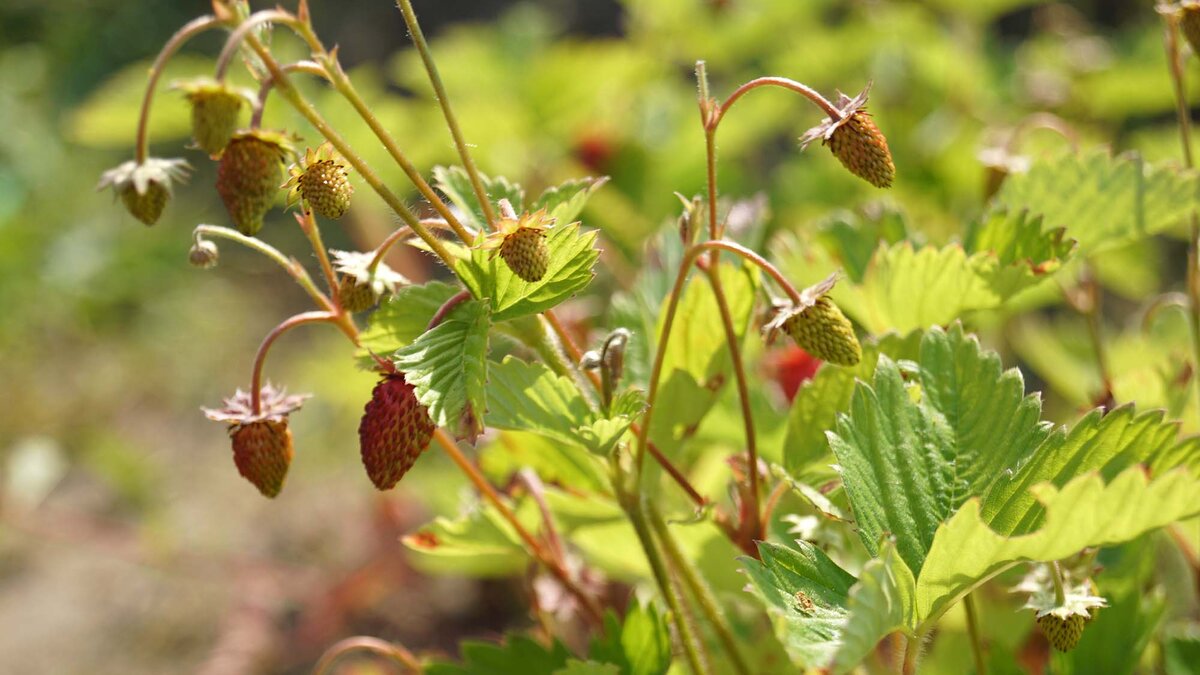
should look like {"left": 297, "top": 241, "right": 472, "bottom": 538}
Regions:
{"left": 992, "top": 149, "right": 1200, "bottom": 255}
{"left": 358, "top": 280, "right": 463, "bottom": 358}
{"left": 588, "top": 602, "right": 671, "bottom": 675}
{"left": 433, "top": 165, "right": 525, "bottom": 230}
{"left": 392, "top": 299, "right": 490, "bottom": 438}
{"left": 457, "top": 222, "right": 600, "bottom": 321}
{"left": 531, "top": 176, "right": 609, "bottom": 226}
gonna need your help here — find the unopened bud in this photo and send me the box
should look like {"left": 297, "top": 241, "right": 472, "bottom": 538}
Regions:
{"left": 189, "top": 238, "right": 220, "bottom": 269}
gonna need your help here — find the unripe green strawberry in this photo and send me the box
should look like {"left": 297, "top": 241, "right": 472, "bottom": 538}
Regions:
{"left": 120, "top": 181, "right": 169, "bottom": 226}
{"left": 284, "top": 144, "right": 354, "bottom": 219}
{"left": 1037, "top": 613, "right": 1085, "bottom": 652}
{"left": 359, "top": 372, "right": 435, "bottom": 490}
{"left": 338, "top": 275, "right": 379, "bottom": 313}
{"left": 499, "top": 227, "right": 550, "bottom": 282}
{"left": 217, "top": 129, "right": 291, "bottom": 235}
{"left": 230, "top": 420, "right": 294, "bottom": 498}
{"left": 781, "top": 297, "right": 861, "bottom": 366}
{"left": 203, "top": 384, "right": 309, "bottom": 499}
{"left": 800, "top": 86, "right": 894, "bottom": 189}
{"left": 176, "top": 78, "right": 246, "bottom": 157}
{"left": 97, "top": 157, "right": 191, "bottom": 226}
{"left": 1182, "top": 3, "right": 1200, "bottom": 57}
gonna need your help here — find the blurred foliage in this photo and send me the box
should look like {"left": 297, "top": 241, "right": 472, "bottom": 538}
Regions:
{"left": 5, "top": 0, "right": 1200, "bottom": 673}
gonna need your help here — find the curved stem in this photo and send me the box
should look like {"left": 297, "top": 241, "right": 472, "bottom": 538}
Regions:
{"left": 135, "top": 15, "right": 225, "bottom": 163}
{"left": 312, "top": 636, "right": 422, "bottom": 675}
{"left": 713, "top": 76, "right": 840, "bottom": 129}
{"left": 647, "top": 503, "right": 751, "bottom": 675}
{"left": 426, "top": 289, "right": 472, "bottom": 330}
{"left": 192, "top": 225, "right": 330, "bottom": 309}
{"left": 367, "top": 220, "right": 453, "bottom": 274}
{"left": 963, "top": 593, "right": 987, "bottom": 675}
{"left": 635, "top": 239, "right": 800, "bottom": 475}
{"left": 250, "top": 60, "right": 329, "bottom": 128}
{"left": 240, "top": 35, "right": 461, "bottom": 271}
{"left": 396, "top": 0, "right": 498, "bottom": 229}
{"left": 1050, "top": 561, "right": 1067, "bottom": 606}
{"left": 432, "top": 428, "right": 604, "bottom": 626}
{"left": 250, "top": 311, "right": 336, "bottom": 414}
{"left": 214, "top": 10, "right": 301, "bottom": 82}
{"left": 704, "top": 265, "right": 761, "bottom": 540}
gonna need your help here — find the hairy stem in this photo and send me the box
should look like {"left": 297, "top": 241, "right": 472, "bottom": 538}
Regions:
{"left": 250, "top": 311, "right": 336, "bottom": 414}
{"left": 703, "top": 265, "right": 761, "bottom": 541}
{"left": 250, "top": 60, "right": 328, "bottom": 128}
{"left": 396, "top": 0, "right": 498, "bottom": 229}
{"left": 312, "top": 636, "right": 422, "bottom": 675}
{"left": 622, "top": 492, "right": 709, "bottom": 675}
{"left": 294, "top": 209, "right": 340, "bottom": 300}
{"left": 135, "top": 15, "right": 225, "bottom": 163}
{"left": 963, "top": 593, "right": 987, "bottom": 675}
{"left": 714, "top": 76, "right": 840, "bottom": 127}
{"left": 425, "top": 289, "right": 473, "bottom": 330}
{"left": 192, "top": 225, "right": 330, "bottom": 309}
{"left": 367, "top": 219, "right": 453, "bottom": 274}
{"left": 647, "top": 503, "right": 751, "bottom": 675}
{"left": 432, "top": 428, "right": 604, "bottom": 626}
{"left": 1163, "top": 13, "right": 1200, "bottom": 422}
{"left": 901, "top": 634, "right": 921, "bottom": 675}
{"left": 239, "top": 30, "right": 461, "bottom": 269}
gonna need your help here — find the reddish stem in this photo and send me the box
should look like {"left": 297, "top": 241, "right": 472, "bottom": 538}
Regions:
{"left": 426, "top": 289, "right": 473, "bottom": 331}
{"left": 135, "top": 15, "right": 224, "bottom": 163}
{"left": 312, "top": 636, "right": 421, "bottom": 675}
{"left": 250, "top": 311, "right": 336, "bottom": 414}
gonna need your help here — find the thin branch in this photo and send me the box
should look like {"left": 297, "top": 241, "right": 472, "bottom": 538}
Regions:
{"left": 250, "top": 311, "right": 336, "bottom": 414}
{"left": 135, "top": 15, "right": 225, "bottom": 162}
{"left": 312, "top": 636, "right": 422, "bottom": 675}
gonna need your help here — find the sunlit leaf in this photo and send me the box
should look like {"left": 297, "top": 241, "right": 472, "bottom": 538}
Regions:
{"left": 433, "top": 165, "right": 525, "bottom": 230}
{"left": 531, "top": 176, "right": 609, "bottom": 226}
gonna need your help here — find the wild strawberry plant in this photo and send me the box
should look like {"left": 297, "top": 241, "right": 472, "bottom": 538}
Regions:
{"left": 100, "top": 1, "right": 1200, "bottom": 672}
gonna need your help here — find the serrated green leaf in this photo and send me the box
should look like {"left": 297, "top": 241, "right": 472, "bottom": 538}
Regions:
{"left": 981, "top": 405, "right": 1200, "bottom": 536}
{"left": 403, "top": 506, "right": 528, "bottom": 577}
{"left": 480, "top": 431, "right": 610, "bottom": 493}
{"left": 829, "top": 325, "right": 1052, "bottom": 574}
{"left": 531, "top": 176, "right": 609, "bottom": 225}
{"left": 648, "top": 262, "right": 758, "bottom": 452}
{"left": 831, "top": 542, "right": 916, "bottom": 673}
{"left": 392, "top": 299, "right": 490, "bottom": 436}
{"left": 815, "top": 207, "right": 911, "bottom": 283}
{"left": 457, "top": 223, "right": 599, "bottom": 322}
{"left": 992, "top": 149, "right": 1200, "bottom": 254}
{"left": 783, "top": 332, "right": 921, "bottom": 478}
{"left": 917, "top": 467, "right": 1200, "bottom": 623}
{"left": 742, "top": 540, "right": 857, "bottom": 667}
{"left": 589, "top": 602, "right": 671, "bottom": 675}
{"left": 358, "top": 280, "right": 463, "bottom": 357}
{"left": 427, "top": 635, "right": 572, "bottom": 675}
{"left": 433, "top": 165, "right": 525, "bottom": 230}
{"left": 485, "top": 357, "right": 641, "bottom": 455}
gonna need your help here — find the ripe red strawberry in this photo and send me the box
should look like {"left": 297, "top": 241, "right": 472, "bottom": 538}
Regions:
{"left": 284, "top": 144, "right": 354, "bottom": 219}
{"left": 359, "top": 372, "right": 436, "bottom": 490}
{"left": 203, "top": 384, "right": 309, "bottom": 498}
{"left": 768, "top": 345, "right": 822, "bottom": 401}
{"left": 230, "top": 420, "right": 293, "bottom": 498}
{"left": 800, "top": 85, "right": 895, "bottom": 188}
{"left": 216, "top": 129, "right": 291, "bottom": 235}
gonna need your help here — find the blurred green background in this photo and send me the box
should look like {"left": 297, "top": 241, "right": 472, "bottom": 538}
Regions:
{"left": 1, "top": 0, "right": 1197, "bottom": 673}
